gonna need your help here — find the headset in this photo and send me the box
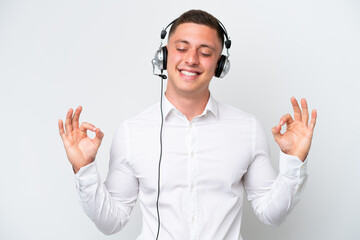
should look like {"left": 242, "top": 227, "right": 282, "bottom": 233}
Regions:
{"left": 152, "top": 18, "right": 232, "bottom": 79}
{"left": 152, "top": 17, "right": 232, "bottom": 240}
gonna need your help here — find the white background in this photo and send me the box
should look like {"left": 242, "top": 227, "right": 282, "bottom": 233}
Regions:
{"left": 0, "top": 0, "right": 359, "bottom": 239}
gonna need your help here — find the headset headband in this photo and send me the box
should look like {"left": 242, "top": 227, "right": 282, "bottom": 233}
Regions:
{"left": 160, "top": 18, "right": 231, "bottom": 50}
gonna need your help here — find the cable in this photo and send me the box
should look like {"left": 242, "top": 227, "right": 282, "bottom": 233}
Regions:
{"left": 155, "top": 70, "right": 165, "bottom": 240}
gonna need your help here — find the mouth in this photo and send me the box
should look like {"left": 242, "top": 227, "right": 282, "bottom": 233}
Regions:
{"left": 178, "top": 69, "right": 201, "bottom": 79}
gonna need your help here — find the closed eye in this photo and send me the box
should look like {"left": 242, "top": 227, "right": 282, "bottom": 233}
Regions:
{"left": 200, "top": 52, "right": 212, "bottom": 57}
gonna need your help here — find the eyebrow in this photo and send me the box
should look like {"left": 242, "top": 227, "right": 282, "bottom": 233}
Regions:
{"left": 174, "top": 40, "right": 215, "bottom": 51}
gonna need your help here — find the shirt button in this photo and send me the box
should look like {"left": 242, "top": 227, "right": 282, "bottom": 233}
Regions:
{"left": 192, "top": 216, "right": 196, "bottom": 222}
{"left": 191, "top": 151, "right": 194, "bottom": 157}
{"left": 191, "top": 183, "right": 194, "bottom": 189}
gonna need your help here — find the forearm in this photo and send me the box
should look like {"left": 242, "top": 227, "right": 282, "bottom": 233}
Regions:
{"left": 250, "top": 152, "right": 308, "bottom": 226}
{"left": 75, "top": 162, "right": 133, "bottom": 234}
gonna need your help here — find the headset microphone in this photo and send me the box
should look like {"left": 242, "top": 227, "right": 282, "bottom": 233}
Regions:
{"left": 156, "top": 74, "right": 167, "bottom": 79}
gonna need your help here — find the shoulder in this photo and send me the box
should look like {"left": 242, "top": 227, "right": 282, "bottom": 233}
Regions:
{"left": 217, "top": 101, "right": 256, "bottom": 122}
{"left": 125, "top": 102, "right": 160, "bottom": 125}
{"left": 114, "top": 102, "right": 161, "bottom": 136}
{"left": 216, "top": 101, "right": 267, "bottom": 146}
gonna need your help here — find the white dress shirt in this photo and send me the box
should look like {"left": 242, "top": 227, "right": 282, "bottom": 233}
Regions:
{"left": 75, "top": 94, "right": 308, "bottom": 240}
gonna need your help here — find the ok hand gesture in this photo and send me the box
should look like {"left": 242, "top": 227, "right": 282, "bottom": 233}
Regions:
{"left": 58, "top": 106, "right": 104, "bottom": 173}
{"left": 272, "top": 97, "right": 317, "bottom": 162}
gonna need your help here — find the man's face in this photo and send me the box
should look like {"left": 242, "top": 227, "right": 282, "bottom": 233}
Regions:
{"left": 166, "top": 23, "right": 222, "bottom": 98}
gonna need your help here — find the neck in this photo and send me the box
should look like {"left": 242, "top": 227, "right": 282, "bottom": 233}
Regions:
{"left": 165, "top": 90, "right": 210, "bottom": 122}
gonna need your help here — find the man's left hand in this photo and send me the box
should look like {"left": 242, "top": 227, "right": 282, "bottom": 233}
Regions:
{"left": 272, "top": 97, "right": 317, "bottom": 162}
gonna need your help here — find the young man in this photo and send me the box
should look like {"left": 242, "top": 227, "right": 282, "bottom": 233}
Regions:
{"left": 58, "top": 10, "right": 317, "bottom": 240}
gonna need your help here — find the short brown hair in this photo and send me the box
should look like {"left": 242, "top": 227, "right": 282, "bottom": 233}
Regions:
{"left": 168, "top": 9, "right": 225, "bottom": 48}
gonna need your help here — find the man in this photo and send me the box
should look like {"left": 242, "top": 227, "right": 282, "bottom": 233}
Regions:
{"left": 58, "top": 10, "right": 317, "bottom": 240}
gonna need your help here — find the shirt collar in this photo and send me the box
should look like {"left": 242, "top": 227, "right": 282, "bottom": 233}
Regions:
{"left": 162, "top": 92, "right": 219, "bottom": 120}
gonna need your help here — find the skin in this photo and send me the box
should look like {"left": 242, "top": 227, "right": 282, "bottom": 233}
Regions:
{"left": 58, "top": 22, "right": 317, "bottom": 174}
{"left": 58, "top": 106, "right": 104, "bottom": 174}
{"left": 165, "top": 23, "right": 223, "bottom": 121}
{"left": 272, "top": 97, "right": 317, "bottom": 161}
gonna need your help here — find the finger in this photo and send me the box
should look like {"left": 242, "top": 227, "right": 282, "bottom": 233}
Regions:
{"left": 65, "top": 108, "right": 74, "bottom": 134}
{"left": 58, "top": 119, "right": 66, "bottom": 140}
{"left": 301, "top": 98, "right": 309, "bottom": 126}
{"left": 72, "top": 106, "right": 82, "bottom": 130}
{"left": 80, "top": 122, "right": 97, "bottom": 136}
{"left": 272, "top": 124, "right": 282, "bottom": 142}
{"left": 279, "top": 113, "right": 294, "bottom": 126}
{"left": 309, "top": 109, "right": 317, "bottom": 131}
{"left": 93, "top": 128, "right": 104, "bottom": 147}
{"left": 291, "top": 97, "right": 302, "bottom": 122}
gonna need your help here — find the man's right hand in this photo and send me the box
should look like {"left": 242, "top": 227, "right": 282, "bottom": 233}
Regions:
{"left": 58, "top": 106, "right": 104, "bottom": 174}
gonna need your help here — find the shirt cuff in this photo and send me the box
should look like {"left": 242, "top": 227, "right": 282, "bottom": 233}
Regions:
{"left": 279, "top": 151, "right": 308, "bottom": 179}
{"left": 74, "top": 161, "right": 100, "bottom": 193}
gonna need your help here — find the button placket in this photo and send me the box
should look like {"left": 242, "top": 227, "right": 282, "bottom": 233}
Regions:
{"left": 187, "top": 122, "right": 198, "bottom": 240}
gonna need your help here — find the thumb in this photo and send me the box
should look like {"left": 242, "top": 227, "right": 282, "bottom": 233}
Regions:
{"left": 93, "top": 128, "right": 104, "bottom": 147}
{"left": 272, "top": 124, "right": 282, "bottom": 143}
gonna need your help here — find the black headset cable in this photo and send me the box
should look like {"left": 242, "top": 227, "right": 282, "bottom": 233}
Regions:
{"left": 155, "top": 70, "right": 165, "bottom": 240}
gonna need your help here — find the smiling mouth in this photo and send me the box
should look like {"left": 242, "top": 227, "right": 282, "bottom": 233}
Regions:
{"left": 179, "top": 70, "right": 201, "bottom": 77}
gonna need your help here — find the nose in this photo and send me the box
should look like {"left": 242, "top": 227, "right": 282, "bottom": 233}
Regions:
{"left": 184, "top": 49, "right": 199, "bottom": 66}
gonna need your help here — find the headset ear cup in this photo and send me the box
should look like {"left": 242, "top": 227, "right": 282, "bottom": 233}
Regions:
{"left": 153, "top": 46, "right": 168, "bottom": 71}
{"left": 215, "top": 55, "right": 226, "bottom": 78}
{"left": 162, "top": 46, "right": 168, "bottom": 70}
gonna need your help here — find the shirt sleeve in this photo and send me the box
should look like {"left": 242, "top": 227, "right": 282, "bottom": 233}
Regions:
{"left": 74, "top": 121, "right": 139, "bottom": 234}
{"left": 243, "top": 118, "right": 308, "bottom": 227}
